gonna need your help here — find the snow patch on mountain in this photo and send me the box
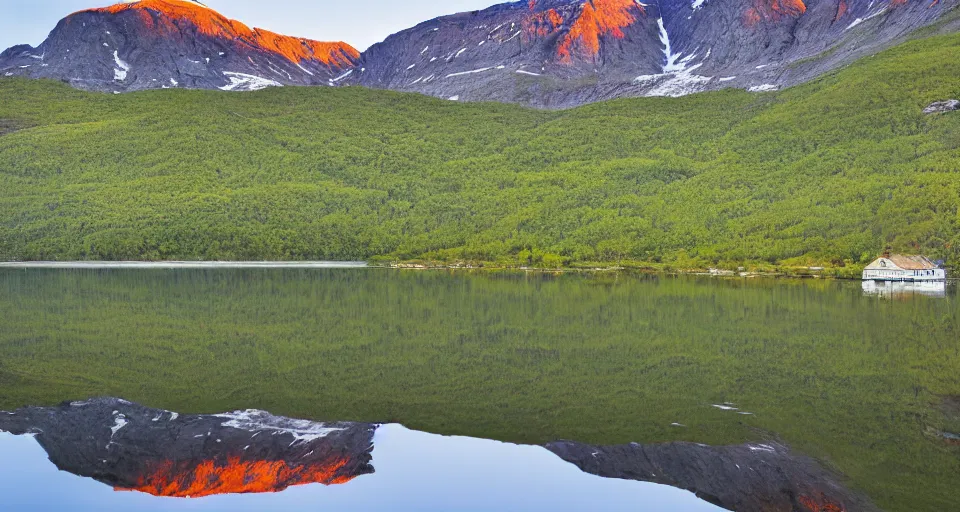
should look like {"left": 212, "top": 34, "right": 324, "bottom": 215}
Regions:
{"left": 636, "top": 17, "right": 712, "bottom": 97}
{"left": 658, "top": 19, "right": 686, "bottom": 73}
{"left": 296, "top": 63, "right": 315, "bottom": 76}
{"left": 113, "top": 51, "right": 129, "bottom": 81}
{"left": 847, "top": 8, "right": 887, "bottom": 30}
{"left": 329, "top": 69, "right": 354, "bottom": 83}
{"left": 446, "top": 67, "right": 497, "bottom": 78}
{"left": 219, "top": 71, "right": 282, "bottom": 91}
{"left": 635, "top": 69, "right": 712, "bottom": 97}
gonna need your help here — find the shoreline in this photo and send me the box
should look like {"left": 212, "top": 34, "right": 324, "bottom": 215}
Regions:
{"left": 0, "top": 260, "right": 865, "bottom": 280}
{"left": 0, "top": 260, "right": 954, "bottom": 283}
{"left": 0, "top": 261, "right": 369, "bottom": 269}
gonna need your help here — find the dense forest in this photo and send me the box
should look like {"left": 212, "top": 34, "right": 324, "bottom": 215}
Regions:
{"left": 0, "top": 31, "right": 958, "bottom": 269}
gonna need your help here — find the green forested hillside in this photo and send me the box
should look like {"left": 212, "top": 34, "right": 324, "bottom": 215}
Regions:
{"left": 1, "top": 32, "right": 959, "bottom": 268}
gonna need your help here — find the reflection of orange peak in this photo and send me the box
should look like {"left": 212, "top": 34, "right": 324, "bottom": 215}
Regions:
{"left": 122, "top": 456, "right": 356, "bottom": 498}
{"left": 81, "top": 0, "right": 359, "bottom": 68}
{"left": 553, "top": 0, "right": 645, "bottom": 63}
{"left": 798, "top": 493, "right": 846, "bottom": 512}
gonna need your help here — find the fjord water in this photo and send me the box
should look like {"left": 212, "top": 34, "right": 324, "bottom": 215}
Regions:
{"left": 0, "top": 426, "right": 720, "bottom": 512}
{"left": 0, "top": 269, "right": 958, "bottom": 511}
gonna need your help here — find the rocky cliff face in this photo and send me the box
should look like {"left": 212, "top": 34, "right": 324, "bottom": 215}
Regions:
{"left": 1, "top": 0, "right": 957, "bottom": 105}
{"left": 353, "top": 0, "right": 960, "bottom": 107}
{"left": 0, "top": 0, "right": 358, "bottom": 92}
{"left": 354, "top": 0, "right": 664, "bottom": 107}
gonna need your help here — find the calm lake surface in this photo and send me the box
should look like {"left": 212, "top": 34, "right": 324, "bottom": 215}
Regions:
{"left": 0, "top": 269, "right": 957, "bottom": 511}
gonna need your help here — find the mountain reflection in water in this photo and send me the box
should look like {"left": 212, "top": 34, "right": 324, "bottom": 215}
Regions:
{"left": 3, "top": 270, "right": 956, "bottom": 510}
{"left": 127, "top": 457, "right": 357, "bottom": 498}
{"left": 0, "top": 399, "right": 876, "bottom": 511}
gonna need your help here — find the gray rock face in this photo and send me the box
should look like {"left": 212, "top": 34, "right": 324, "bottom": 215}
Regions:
{"left": 1, "top": 0, "right": 958, "bottom": 106}
{"left": 546, "top": 439, "right": 879, "bottom": 512}
{"left": 354, "top": 0, "right": 664, "bottom": 108}
{"left": 352, "top": 0, "right": 960, "bottom": 107}
{"left": 0, "top": 398, "right": 376, "bottom": 496}
{"left": 0, "top": 0, "right": 359, "bottom": 93}
{"left": 924, "top": 99, "right": 960, "bottom": 114}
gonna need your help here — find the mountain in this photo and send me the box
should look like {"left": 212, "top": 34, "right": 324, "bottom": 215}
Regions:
{"left": 0, "top": 0, "right": 359, "bottom": 92}
{"left": 354, "top": 0, "right": 960, "bottom": 106}
{"left": 1, "top": 0, "right": 957, "bottom": 105}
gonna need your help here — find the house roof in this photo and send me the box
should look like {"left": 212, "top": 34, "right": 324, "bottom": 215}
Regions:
{"left": 867, "top": 255, "right": 939, "bottom": 271}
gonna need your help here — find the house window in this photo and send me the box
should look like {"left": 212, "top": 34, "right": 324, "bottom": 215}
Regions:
{"left": 880, "top": 260, "right": 887, "bottom": 268}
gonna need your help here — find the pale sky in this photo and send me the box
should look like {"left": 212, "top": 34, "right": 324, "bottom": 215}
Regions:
{"left": 0, "top": 0, "right": 500, "bottom": 52}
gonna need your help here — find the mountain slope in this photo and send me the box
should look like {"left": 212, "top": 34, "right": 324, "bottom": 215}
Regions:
{"left": 354, "top": 0, "right": 664, "bottom": 107}
{"left": 0, "top": 0, "right": 359, "bottom": 92}
{"left": 1, "top": 0, "right": 957, "bottom": 105}
{"left": 0, "top": 31, "right": 958, "bottom": 267}
{"left": 354, "top": 0, "right": 960, "bottom": 106}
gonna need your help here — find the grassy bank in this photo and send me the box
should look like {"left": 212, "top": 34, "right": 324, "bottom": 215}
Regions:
{"left": 371, "top": 256, "right": 871, "bottom": 279}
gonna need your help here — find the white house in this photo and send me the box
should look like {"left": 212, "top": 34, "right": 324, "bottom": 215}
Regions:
{"left": 862, "top": 254, "right": 946, "bottom": 282}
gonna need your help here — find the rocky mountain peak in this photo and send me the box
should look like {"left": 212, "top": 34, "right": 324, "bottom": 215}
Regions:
{"left": 79, "top": 0, "right": 359, "bottom": 69}
{"left": 744, "top": 0, "right": 808, "bottom": 25}
{"left": 524, "top": 0, "right": 648, "bottom": 62}
{"left": 1, "top": 0, "right": 958, "bottom": 106}
{"left": 352, "top": 0, "right": 958, "bottom": 107}
{"left": 0, "top": 0, "right": 359, "bottom": 92}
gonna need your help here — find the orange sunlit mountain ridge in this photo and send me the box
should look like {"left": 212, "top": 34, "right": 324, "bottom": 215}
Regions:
{"left": 523, "top": 0, "right": 647, "bottom": 62}
{"left": 0, "top": 0, "right": 359, "bottom": 92}
{"left": 81, "top": 0, "right": 359, "bottom": 69}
